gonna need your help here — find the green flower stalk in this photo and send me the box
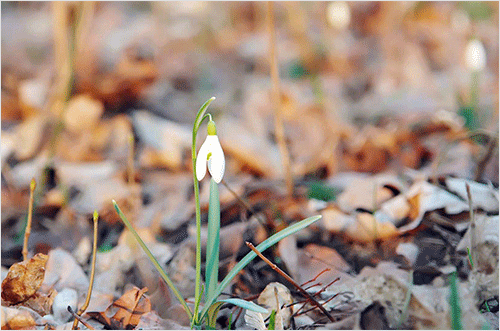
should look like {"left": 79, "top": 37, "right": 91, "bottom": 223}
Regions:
{"left": 115, "top": 97, "right": 322, "bottom": 328}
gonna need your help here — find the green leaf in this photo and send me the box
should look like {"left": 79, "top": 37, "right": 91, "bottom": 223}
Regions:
{"left": 219, "top": 298, "right": 268, "bottom": 314}
{"left": 206, "top": 178, "right": 220, "bottom": 301}
{"left": 200, "top": 215, "right": 322, "bottom": 319}
{"left": 307, "top": 181, "right": 340, "bottom": 201}
{"left": 268, "top": 310, "right": 276, "bottom": 330}
{"left": 449, "top": 271, "right": 463, "bottom": 330}
{"left": 207, "top": 301, "right": 224, "bottom": 329}
{"left": 113, "top": 200, "right": 193, "bottom": 321}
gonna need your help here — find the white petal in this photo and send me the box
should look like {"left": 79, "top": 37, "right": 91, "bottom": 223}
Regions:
{"left": 196, "top": 138, "right": 210, "bottom": 181}
{"left": 207, "top": 136, "right": 225, "bottom": 183}
{"left": 465, "top": 39, "right": 486, "bottom": 71}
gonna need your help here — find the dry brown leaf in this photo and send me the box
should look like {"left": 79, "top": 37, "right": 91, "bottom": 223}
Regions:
{"left": 21, "top": 289, "right": 57, "bottom": 317}
{"left": 1, "top": 253, "right": 48, "bottom": 305}
{"left": 1, "top": 306, "right": 37, "bottom": 330}
{"left": 296, "top": 244, "right": 353, "bottom": 286}
{"left": 88, "top": 286, "right": 151, "bottom": 329}
{"left": 257, "top": 282, "right": 293, "bottom": 328}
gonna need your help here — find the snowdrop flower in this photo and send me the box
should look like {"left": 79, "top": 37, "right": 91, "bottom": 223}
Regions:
{"left": 196, "top": 120, "right": 225, "bottom": 183}
{"left": 465, "top": 39, "right": 486, "bottom": 72}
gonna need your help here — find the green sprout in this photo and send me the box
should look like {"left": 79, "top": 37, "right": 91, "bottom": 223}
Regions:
{"left": 114, "top": 97, "right": 322, "bottom": 328}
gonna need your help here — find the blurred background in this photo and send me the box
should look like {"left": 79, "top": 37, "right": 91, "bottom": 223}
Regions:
{"left": 1, "top": 1, "right": 499, "bottom": 249}
{"left": 2, "top": 2, "right": 498, "bottom": 173}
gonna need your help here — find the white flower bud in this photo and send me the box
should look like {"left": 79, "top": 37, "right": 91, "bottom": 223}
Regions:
{"left": 465, "top": 39, "right": 486, "bottom": 72}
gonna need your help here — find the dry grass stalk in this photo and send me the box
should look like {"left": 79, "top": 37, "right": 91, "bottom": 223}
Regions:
{"left": 72, "top": 211, "right": 98, "bottom": 330}
{"left": 246, "top": 241, "right": 335, "bottom": 322}
{"left": 22, "top": 179, "right": 36, "bottom": 261}
{"left": 266, "top": 1, "right": 294, "bottom": 196}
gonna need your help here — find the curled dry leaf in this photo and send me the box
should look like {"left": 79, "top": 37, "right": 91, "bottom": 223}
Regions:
{"left": 88, "top": 286, "right": 151, "bottom": 329}
{"left": 1, "top": 253, "right": 48, "bottom": 305}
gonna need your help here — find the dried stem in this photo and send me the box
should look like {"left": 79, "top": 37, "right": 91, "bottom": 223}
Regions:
{"left": 246, "top": 242, "right": 335, "bottom": 322}
{"left": 22, "top": 178, "right": 36, "bottom": 261}
{"left": 465, "top": 183, "right": 476, "bottom": 270}
{"left": 68, "top": 306, "right": 95, "bottom": 330}
{"left": 72, "top": 210, "right": 98, "bottom": 330}
{"left": 266, "top": 1, "right": 294, "bottom": 196}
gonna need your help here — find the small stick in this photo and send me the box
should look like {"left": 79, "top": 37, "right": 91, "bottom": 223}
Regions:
{"left": 465, "top": 183, "right": 476, "bottom": 270}
{"left": 22, "top": 178, "right": 36, "bottom": 261}
{"left": 266, "top": 1, "right": 294, "bottom": 197}
{"left": 68, "top": 306, "right": 95, "bottom": 330}
{"left": 246, "top": 242, "right": 335, "bottom": 322}
{"left": 72, "top": 210, "right": 98, "bottom": 330}
{"left": 300, "top": 268, "right": 330, "bottom": 287}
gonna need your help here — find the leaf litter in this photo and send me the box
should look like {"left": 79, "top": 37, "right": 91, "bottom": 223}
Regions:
{"left": 1, "top": 2, "right": 499, "bottom": 330}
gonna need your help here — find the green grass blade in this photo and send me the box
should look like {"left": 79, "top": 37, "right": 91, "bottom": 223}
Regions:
{"left": 200, "top": 215, "right": 322, "bottom": 320}
{"left": 113, "top": 200, "right": 193, "bottom": 320}
{"left": 449, "top": 271, "right": 463, "bottom": 330}
{"left": 220, "top": 298, "right": 268, "bottom": 314}
{"left": 268, "top": 310, "right": 276, "bottom": 330}
{"left": 206, "top": 178, "right": 220, "bottom": 301}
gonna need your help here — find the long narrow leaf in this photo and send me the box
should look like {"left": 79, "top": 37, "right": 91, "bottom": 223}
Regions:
{"left": 113, "top": 200, "right": 192, "bottom": 320}
{"left": 220, "top": 298, "right": 268, "bottom": 314}
{"left": 206, "top": 178, "right": 220, "bottom": 301}
{"left": 201, "top": 215, "right": 322, "bottom": 319}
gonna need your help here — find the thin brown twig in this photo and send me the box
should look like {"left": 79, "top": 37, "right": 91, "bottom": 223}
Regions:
{"left": 246, "top": 242, "right": 335, "bottom": 322}
{"left": 22, "top": 178, "right": 36, "bottom": 261}
{"left": 266, "top": 1, "right": 294, "bottom": 197}
{"left": 68, "top": 306, "right": 95, "bottom": 330}
{"left": 72, "top": 210, "right": 98, "bottom": 330}
{"left": 300, "top": 268, "right": 330, "bottom": 287}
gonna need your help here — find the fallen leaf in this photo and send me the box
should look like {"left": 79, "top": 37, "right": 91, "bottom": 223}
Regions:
{"left": 21, "top": 289, "right": 57, "bottom": 317}
{"left": 445, "top": 177, "right": 499, "bottom": 213}
{"left": 88, "top": 286, "right": 151, "bottom": 329}
{"left": 257, "top": 282, "right": 293, "bottom": 328}
{"left": 1, "top": 306, "right": 37, "bottom": 330}
{"left": 1, "top": 253, "right": 48, "bottom": 305}
{"left": 136, "top": 311, "right": 189, "bottom": 330}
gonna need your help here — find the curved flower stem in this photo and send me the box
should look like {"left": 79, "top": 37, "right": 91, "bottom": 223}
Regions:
{"left": 191, "top": 97, "right": 215, "bottom": 325}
